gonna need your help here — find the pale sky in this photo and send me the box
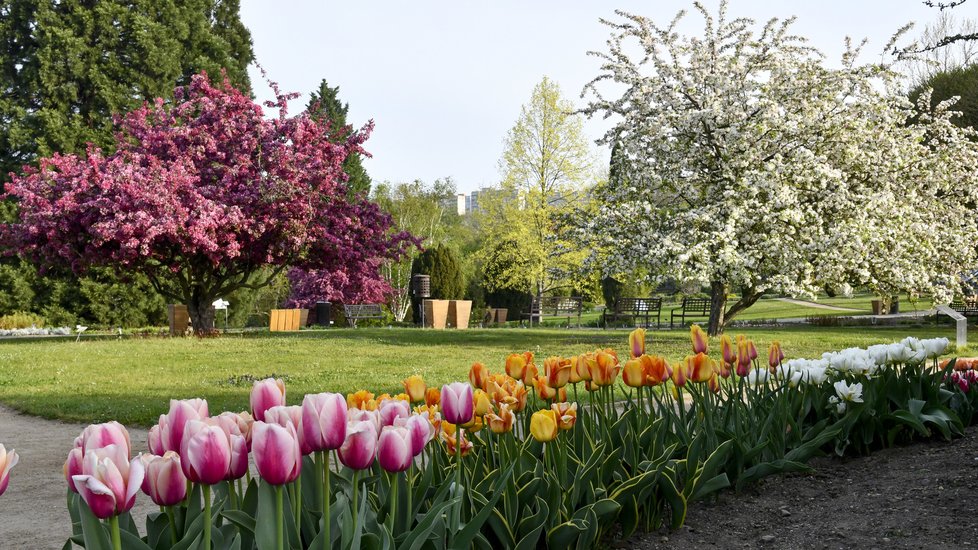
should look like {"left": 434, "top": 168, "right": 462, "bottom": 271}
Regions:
{"left": 240, "top": 1, "right": 977, "bottom": 194}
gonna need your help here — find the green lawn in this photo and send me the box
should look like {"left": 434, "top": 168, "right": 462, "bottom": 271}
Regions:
{"left": 0, "top": 324, "right": 960, "bottom": 426}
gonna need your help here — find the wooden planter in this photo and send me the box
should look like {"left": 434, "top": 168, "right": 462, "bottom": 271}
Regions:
{"left": 270, "top": 309, "right": 302, "bottom": 332}
{"left": 423, "top": 300, "right": 449, "bottom": 329}
{"left": 449, "top": 300, "right": 472, "bottom": 329}
{"left": 167, "top": 304, "right": 189, "bottom": 336}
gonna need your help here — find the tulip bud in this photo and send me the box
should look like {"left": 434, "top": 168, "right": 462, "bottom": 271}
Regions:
{"left": 543, "top": 356, "right": 572, "bottom": 389}
{"left": 403, "top": 375, "right": 426, "bottom": 403}
{"left": 147, "top": 425, "right": 164, "bottom": 455}
{"left": 440, "top": 382, "right": 474, "bottom": 425}
{"left": 529, "top": 409, "right": 559, "bottom": 442}
{"left": 629, "top": 328, "right": 646, "bottom": 359}
{"left": 472, "top": 389, "right": 493, "bottom": 416}
{"left": 671, "top": 361, "right": 688, "bottom": 388}
{"left": 690, "top": 324, "right": 708, "bottom": 354}
{"left": 641, "top": 355, "right": 671, "bottom": 386}
{"left": 338, "top": 420, "right": 378, "bottom": 470}
{"left": 142, "top": 451, "right": 187, "bottom": 506}
{"left": 347, "top": 390, "right": 375, "bottom": 410}
{"left": 251, "top": 378, "right": 286, "bottom": 422}
{"left": 252, "top": 421, "right": 302, "bottom": 485}
{"left": 768, "top": 341, "right": 785, "bottom": 370}
{"left": 301, "top": 393, "right": 347, "bottom": 453}
{"left": 589, "top": 351, "right": 622, "bottom": 387}
{"left": 688, "top": 353, "right": 715, "bottom": 383}
{"left": 377, "top": 426, "right": 413, "bottom": 473}
{"left": 720, "top": 334, "right": 736, "bottom": 365}
{"left": 159, "top": 399, "right": 209, "bottom": 453}
{"left": 0, "top": 445, "right": 18, "bottom": 497}
{"left": 77, "top": 421, "right": 132, "bottom": 457}
{"left": 505, "top": 353, "right": 527, "bottom": 381}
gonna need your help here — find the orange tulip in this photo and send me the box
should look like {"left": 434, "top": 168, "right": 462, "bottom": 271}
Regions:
{"left": 487, "top": 377, "right": 528, "bottom": 412}
{"left": 473, "top": 389, "right": 493, "bottom": 416}
{"left": 640, "top": 355, "right": 671, "bottom": 386}
{"left": 532, "top": 376, "right": 557, "bottom": 400}
{"left": 690, "top": 324, "right": 708, "bottom": 354}
{"left": 551, "top": 402, "right": 577, "bottom": 430}
{"left": 469, "top": 362, "right": 490, "bottom": 390}
{"left": 574, "top": 353, "right": 593, "bottom": 382}
{"left": 347, "top": 390, "right": 375, "bottom": 410}
{"left": 768, "top": 341, "right": 784, "bottom": 370}
{"left": 707, "top": 374, "right": 721, "bottom": 394}
{"left": 442, "top": 430, "right": 473, "bottom": 457}
{"left": 555, "top": 387, "right": 567, "bottom": 403}
{"left": 589, "top": 350, "right": 622, "bottom": 386}
{"left": 486, "top": 403, "right": 515, "bottom": 434}
{"left": 460, "top": 414, "right": 484, "bottom": 433}
{"left": 543, "top": 356, "right": 573, "bottom": 389}
{"left": 715, "top": 359, "right": 731, "bottom": 379}
{"left": 687, "top": 353, "right": 716, "bottom": 383}
{"left": 403, "top": 375, "right": 426, "bottom": 403}
{"left": 622, "top": 358, "right": 645, "bottom": 388}
{"left": 425, "top": 388, "right": 441, "bottom": 408}
{"left": 629, "top": 327, "right": 646, "bottom": 359}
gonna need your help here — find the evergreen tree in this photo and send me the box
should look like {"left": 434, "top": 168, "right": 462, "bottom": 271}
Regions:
{"left": 0, "top": 0, "right": 254, "bottom": 179}
{"left": 411, "top": 245, "right": 464, "bottom": 300}
{"left": 307, "top": 79, "right": 372, "bottom": 196}
{"left": 910, "top": 63, "right": 978, "bottom": 131}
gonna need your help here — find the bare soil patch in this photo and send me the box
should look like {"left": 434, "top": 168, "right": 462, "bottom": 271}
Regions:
{"left": 628, "top": 425, "right": 978, "bottom": 549}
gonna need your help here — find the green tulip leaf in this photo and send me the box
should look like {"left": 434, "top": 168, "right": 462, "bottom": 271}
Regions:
{"left": 77, "top": 500, "right": 112, "bottom": 550}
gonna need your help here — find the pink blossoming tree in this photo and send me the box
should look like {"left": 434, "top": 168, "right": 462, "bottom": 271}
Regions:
{"left": 3, "top": 72, "right": 414, "bottom": 332}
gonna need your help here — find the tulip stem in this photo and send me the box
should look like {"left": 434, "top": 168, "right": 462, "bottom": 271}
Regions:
{"left": 455, "top": 427, "right": 464, "bottom": 530}
{"left": 320, "top": 452, "right": 330, "bottom": 549}
{"left": 406, "top": 463, "right": 413, "bottom": 530}
{"left": 387, "top": 472, "right": 398, "bottom": 535}
{"left": 109, "top": 515, "right": 121, "bottom": 550}
{"left": 203, "top": 484, "right": 212, "bottom": 550}
{"left": 165, "top": 506, "right": 178, "bottom": 546}
{"left": 293, "top": 476, "right": 302, "bottom": 532}
{"left": 275, "top": 485, "right": 285, "bottom": 550}
{"left": 352, "top": 470, "right": 359, "bottom": 534}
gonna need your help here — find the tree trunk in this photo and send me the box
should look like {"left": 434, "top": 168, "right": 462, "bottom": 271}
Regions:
{"left": 187, "top": 293, "right": 217, "bottom": 335}
{"left": 707, "top": 281, "right": 727, "bottom": 336}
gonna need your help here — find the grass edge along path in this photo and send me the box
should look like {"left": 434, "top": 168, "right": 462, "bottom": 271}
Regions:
{"left": 0, "top": 325, "right": 959, "bottom": 426}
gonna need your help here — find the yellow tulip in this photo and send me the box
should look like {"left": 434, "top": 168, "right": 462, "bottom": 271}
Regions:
{"left": 529, "top": 409, "right": 559, "bottom": 442}
{"left": 347, "top": 390, "right": 374, "bottom": 410}
{"left": 629, "top": 327, "right": 646, "bottom": 359}
{"left": 622, "top": 358, "right": 645, "bottom": 388}
{"left": 403, "top": 375, "right": 426, "bottom": 403}
{"left": 473, "top": 389, "right": 493, "bottom": 416}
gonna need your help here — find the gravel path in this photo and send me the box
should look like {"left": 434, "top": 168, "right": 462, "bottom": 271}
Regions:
{"left": 0, "top": 406, "right": 153, "bottom": 549}
{"left": 775, "top": 298, "right": 860, "bottom": 312}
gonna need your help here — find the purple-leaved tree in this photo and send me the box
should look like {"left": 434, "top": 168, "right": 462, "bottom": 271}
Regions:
{"left": 3, "top": 72, "right": 415, "bottom": 332}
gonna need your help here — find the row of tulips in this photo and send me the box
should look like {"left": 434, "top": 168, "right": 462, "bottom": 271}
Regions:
{"left": 49, "top": 327, "right": 965, "bottom": 550}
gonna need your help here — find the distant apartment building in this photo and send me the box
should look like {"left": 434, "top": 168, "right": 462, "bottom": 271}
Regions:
{"left": 454, "top": 187, "right": 496, "bottom": 215}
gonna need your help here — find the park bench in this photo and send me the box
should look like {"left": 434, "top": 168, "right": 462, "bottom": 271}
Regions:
{"left": 521, "top": 296, "right": 583, "bottom": 327}
{"left": 670, "top": 297, "right": 711, "bottom": 328}
{"left": 602, "top": 297, "right": 663, "bottom": 328}
{"left": 947, "top": 300, "right": 978, "bottom": 319}
{"left": 342, "top": 303, "right": 385, "bottom": 328}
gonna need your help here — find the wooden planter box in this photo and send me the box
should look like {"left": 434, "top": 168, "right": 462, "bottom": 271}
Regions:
{"left": 423, "top": 300, "right": 449, "bottom": 329}
{"left": 168, "top": 304, "right": 189, "bottom": 336}
{"left": 449, "top": 300, "right": 472, "bottom": 329}
{"left": 270, "top": 309, "right": 302, "bottom": 332}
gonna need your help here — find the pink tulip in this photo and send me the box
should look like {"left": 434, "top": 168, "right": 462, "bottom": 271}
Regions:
{"left": 376, "top": 426, "right": 412, "bottom": 473}
{"left": 228, "top": 434, "right": 249, "bottom": 480}
{"left": 301, "top": 393, "right": 347, "bottom": 453}
{"left": 338, "top": 420, "right": 378, "bottom": 470}
{"left": 251, "top": 378, "right": 286, "bottom": 422}
{"left": 252, "top": 421, "right": 301, "bottom": 485}
{"left": 72, "top": 444, "right": 144, "bottom": 519}
{"left": 76, "top": 421, "right": 131, "bottom": 456}
{"left": 180, "top": 420, "right": 232, "bottom": 485}
{"left": 379, "top": 399, "right": 411, "bottom": 427}
{"left": 159, "top": 399, "right": 209, "bottom": 452}
{"left": 348, "top": 408, "right": 381, "bottom": 435}
{"left": 142, "top": 452, "right": 187, "bottom": 506}
{"left": 0, "top": 444, "right": 18, "bottom": 497}
{"left": 393, "top": 415, "right": 434, "bottom": 456}
{"left": 440, "top": 383, "right": 474, "bottom": 425}
{"left": 64, "top": 447, "right": 84, "bottom": 493}
{"left": 264, "top": 405, "right": 307, "bottom": 453}
{"left": 147, "top": 425, "right": 164, "bottom": 455}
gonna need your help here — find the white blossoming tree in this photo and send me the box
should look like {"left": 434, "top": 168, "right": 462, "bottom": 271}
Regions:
{"left": 581, "top": 1, "right": 978, "bottom": 335}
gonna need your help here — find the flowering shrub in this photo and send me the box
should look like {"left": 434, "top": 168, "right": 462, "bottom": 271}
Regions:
{"left": 58, "top": 329, "right": 958, "bottom": 549}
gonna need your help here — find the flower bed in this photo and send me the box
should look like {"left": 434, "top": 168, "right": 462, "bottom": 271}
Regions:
{"left": 0, "top": 328, "right": 962, "bottom": 549}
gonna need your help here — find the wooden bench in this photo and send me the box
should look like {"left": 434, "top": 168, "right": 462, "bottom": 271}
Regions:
{"left": 670, "top": 297, "right": 711, "bottom": 328}
{"left": 521, "top": 296, "right": 583, "bottom": 327}
{"left": 603, "top": 297, "right": 663, "bottom": 328}
{"left": 342, "top": 303, "right": 385, "bottom": 328}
